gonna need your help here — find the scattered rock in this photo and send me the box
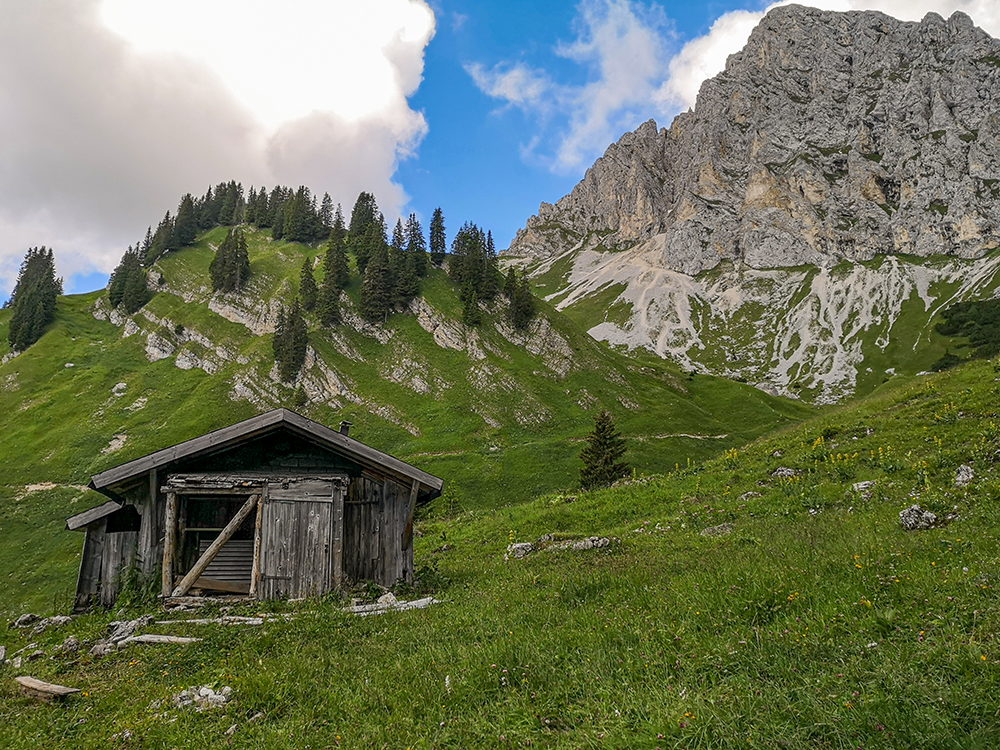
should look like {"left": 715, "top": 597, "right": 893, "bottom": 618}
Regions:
{"left": 505, "top": 542, "right": 534, "bottom": 560}
{"left": 852, "top": 481, "right": 876, "bottom": 493}
{"left": 569, "top": 536, "right": 612, "bottom": 550}
{"left": 771, "top": 467, "right": 800, "bottom": 478}
{"left": 0, "top": 645, "right": 5, "bottom": 662}
{"left": 27, "top": 649, "right": 46, "bottom": 661}
{"left": 770, "top": 450, "right": 784, "bottom": 458}
{"left": 31, "top": 615, "right": 72, "bottom": 635}
{"left": 738, "top": 491, "right": 761, "bottom": 502}
{"left": 90, "top": 615, "right": 155, "bottom": 657}
{"left": 10, "top": 613, "right": 40, "bottom": 629}
{"left": 173, "top": 684, "right": 232, "bottom": 711}
{"left": 11, "top": 657, "right": 22, "bottom": 669}
{"left": 225, "top": 724, "right": 238, "bottom": 737}
{"left": 700, "top": 523, "right": 735, "bottom": 537}
{"left": 376, "top": 592, "right": 398, "bottom": 606}
{"left": 900, "top": 504, "right": 938, "bottom": 531}
{"left": 112, "top": 382, "right": 127, "bottom": 395}
{"left": 248, "top": 711, "right": 265, "bottom": 723}
{"left": 59, "top": 636, "right": 80, "bottom": 654}
{"left": 101, "top": 433, "right": 128, "bottom": 455}
{"left": 64, "top": 362, "right": 75, "bottom": 368}
{"left": 955, "top": 464, "right": 975, "bottom": 488}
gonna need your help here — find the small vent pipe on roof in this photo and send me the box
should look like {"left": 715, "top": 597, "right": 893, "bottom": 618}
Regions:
{"left": 339, "top": 421, "right": 352, "bottom": 436}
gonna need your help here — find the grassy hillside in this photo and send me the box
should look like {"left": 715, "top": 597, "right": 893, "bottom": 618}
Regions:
{"left": 0, "top": 227, "right": 810, "bottom": 620}
{"left": 2, "top": 348, "right": 999, "bottom": 747}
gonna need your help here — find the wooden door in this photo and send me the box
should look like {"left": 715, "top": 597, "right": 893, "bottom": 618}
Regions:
{"left": 258, "top": 478, "right": 342, "bottom": 599}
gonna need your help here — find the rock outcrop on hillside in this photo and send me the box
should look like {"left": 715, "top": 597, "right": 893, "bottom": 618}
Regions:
{"left": 511, "top": 5, "right": 1000, "bottom": 273}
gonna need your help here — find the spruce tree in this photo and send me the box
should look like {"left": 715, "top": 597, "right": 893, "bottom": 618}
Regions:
{"left": 317, "top": 227, "right": 349, "bottom": 327}
{"left": 509, "top": 272, "right": 536, "bottom": 330}
{"left": 462, "top": 288, "right": 482, "bottom": 327}
{"left": 360, "top": 242, "right": 393, "bottom": 322}
{"left": 579, "top": 410, "right": 629, "bottom": 490}
{"left": 406, "top": 213, "right": 428, "bottom": 277}
{"left": 355, "top": 215, "right": 386, "bottom": 277}
{"left": 299, "top": 257, "right": 318, "bottom": 311}
{"left": 430, "top": 207, "right": 446, "bottom": 266}
{"left": 172, "top": 194, "right": 198, "bottom": 247}
{"left": 7, "top": 246, "right": 62, "bottom": 351}
{"left": 272, "top": 299, "right": 308, "bottom": 382}
{"left": 319, "top": 192, "right": 334, "bottom": 234}
{"left": 145, "top": 212, "right": 175, "bottom": 265}
{"left": 209, "top": 227, "right": 251, "bottom": 292}
{"left": 109, "top": 244, "right": 149, "bottom": 314}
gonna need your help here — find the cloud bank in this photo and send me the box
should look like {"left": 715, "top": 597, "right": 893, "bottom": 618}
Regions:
{"left": 468, "top": 0, "right": 1000, "bottom": 174}
{"left": 0, "top": 0, "right": 435, "bottom": 296}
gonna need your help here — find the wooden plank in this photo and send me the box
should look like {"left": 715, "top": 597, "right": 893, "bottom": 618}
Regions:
{"left": 66, "top": 500, "right": 121, "bottom": 531}
{"left": 16, "top": 676, "right": 81, "bottom": 702}
{"left": 123, "top": 634, "right": 202, "bottom": 645}
{"left": 100, "top": 530, "right": 139, "bottom": 607}
{"left": 171, "top": 494, "right": 258, "bottom": 597}
{"left": 332, "top": 478, "right": 344, "bottom": 587}
{"left": 73, "top": 520, "right": 106, "bottom": 613}
{"left": 250, "top": 485, "right": 265, "bottom": 598}
{"left": 162, "top": 492, "right": 177, "bottom": 598}
{"left": 193, "top": 577, "right": 250, "bottom": 594}
{"left": 402, "top": 479, "right": 419, "bottom": 552}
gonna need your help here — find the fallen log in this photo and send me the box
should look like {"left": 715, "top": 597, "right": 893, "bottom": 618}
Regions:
{"left": 16, "top": 676, "right": 81, "bottom": 703}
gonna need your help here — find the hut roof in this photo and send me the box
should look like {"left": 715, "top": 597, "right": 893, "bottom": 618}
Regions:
{"left": 88, "top": 408, "right": 444, "bottom": 501}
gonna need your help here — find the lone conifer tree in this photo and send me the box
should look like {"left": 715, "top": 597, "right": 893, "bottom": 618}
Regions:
{"left": 299, "top": 257, "right": 318, "bottom": 311}
{"left": 579, "top": 411, "right": 629, "bottom": 490}
{"left": 429, "top": 207, "right": 446, "bottom": 266}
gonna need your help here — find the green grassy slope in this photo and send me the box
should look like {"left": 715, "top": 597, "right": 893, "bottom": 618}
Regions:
{"left": 0, "top": 227, "right": 811, "bottom": 622}
{"left": 2, "top": 352, "right": 999, "bottom": 747}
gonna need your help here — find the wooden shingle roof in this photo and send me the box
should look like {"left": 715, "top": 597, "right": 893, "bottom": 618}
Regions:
{"left": 88, "top": 408, "right": 443, "bottom": 500}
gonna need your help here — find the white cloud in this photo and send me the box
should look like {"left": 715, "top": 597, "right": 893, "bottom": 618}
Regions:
{"left": 468, "top": 0, "right": 1000, "bottom": 175}
{"left": 465, "top": 62, "right": 555, "bottom": 112}
{"left": 661, "top": 0, "right": 1000, "bottom": 110}
{"left": 467, "top": 0, "right": 673, "bottom": 172}
{"left": 0, "top": 0, "right": 435, "bottom": 296}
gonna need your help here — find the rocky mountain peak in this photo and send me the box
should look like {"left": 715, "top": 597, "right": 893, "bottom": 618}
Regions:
{"left": 510, "top": 5, "right": 1000, "bottom": 275}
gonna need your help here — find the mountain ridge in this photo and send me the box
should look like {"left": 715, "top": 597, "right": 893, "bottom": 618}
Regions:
{"left": 507, "top": 4, "right": 1000, "bottom": 402}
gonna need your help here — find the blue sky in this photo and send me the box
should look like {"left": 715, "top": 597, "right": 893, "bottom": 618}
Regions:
{"left": 0, "top": 0, "right": 996, "bottom": 298}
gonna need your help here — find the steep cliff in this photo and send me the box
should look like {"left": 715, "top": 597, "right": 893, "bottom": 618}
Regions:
{"left": 509, "top": 5, "right": 1000, "bottom": 401}
{"left": 512, "top": 6, "right": 1000, "bottom": 272}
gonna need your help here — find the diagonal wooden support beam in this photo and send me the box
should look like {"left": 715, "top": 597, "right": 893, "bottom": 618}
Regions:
{"left": 171, "top": 494, "right": 259, "bottom": 598}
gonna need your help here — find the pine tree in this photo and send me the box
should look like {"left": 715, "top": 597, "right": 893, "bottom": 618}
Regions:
{"left": 299, "top": 257, "right": 318, "bottom": 311}
{"left": 7, "top": 246, "right": 62, "bottom": 351}
{"left": 272, "top": 299, "right": 308, "bottom": 382}
{"left": 209, "top": 227, "right": 251, "bottom": 292}
{"left": 355, "top": 214, "right": 386, "bottom": 277}
{"left": 109, "top": 244, "right": 149, "bottom": 313}
{"left": 360, "top": 242, "right": 393, "bottom": 322}
{"left": 503, "top": 267, "right": 517, "bottom": 298}
{"left": 462, "top": 288, "right": 482, "bottom": 327}
{"left": 579, "top": 411, "right": 629, "bottom": 490}
{"left": 509, "top": 272, "right": 536, "bottom": 330}
{"left": 430, "top": 207, "right": 446, "bottom": 266}
{"left": 320, "top": 193, "right": 334, "bottom": 234}
{"left": 406, "top": 213, "right": 428, "bottom": 277}
{"left": 145, "top": 212, "right": 175, "bottom": 265}
{"left": 317, "top": 226, "right": 349, "bottom": 327}
{"left": 172, "top": 194, "right": 198, "bottom": 247}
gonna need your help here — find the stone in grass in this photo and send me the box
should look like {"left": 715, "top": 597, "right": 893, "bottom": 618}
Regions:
{"left": 570, "top": 537, "right": 612, "bottom": 550}
{"left": 700, "top": 523, "right": 735, "bottom": 537}
{"left": 955, "top": 464, "right": 975, "bottom": 488}
{"left": 376, "top": 592, "right": 398, "bottom": 606}
{"left": 771, "top": 467, "right": 800, "bottom": 478}
{"left": 900, "top": 504, "right": 937, "bottom": 531}
{"left": 32, "top": 615, "right": 72, "bottom": 635}
{"left": 505, "top": 542, "right": 534, "bottom": 560}
{"left": 9, "top": 614, "right": 40, "bottom": 629}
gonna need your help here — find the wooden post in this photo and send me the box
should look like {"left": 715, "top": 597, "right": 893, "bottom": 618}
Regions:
{"left": 162, "top": 492, "right": 178, "bottom": 598}
{"left": 249, "top": 487, "right": 265, "bottom": 598}
{"left": 331, "top": 479, "right": 345, "bottom": 588}
{"left": 171, "top": 494, "right": 259, "bottom": 598}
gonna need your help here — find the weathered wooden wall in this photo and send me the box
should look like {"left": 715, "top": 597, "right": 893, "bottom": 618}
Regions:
{"left": 343, "top": 476, "right": 414, "bottom": 587}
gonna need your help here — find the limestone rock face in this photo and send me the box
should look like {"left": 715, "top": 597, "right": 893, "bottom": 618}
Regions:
{"left": 510, "top": 6, "right": 1000, "bottom": 273}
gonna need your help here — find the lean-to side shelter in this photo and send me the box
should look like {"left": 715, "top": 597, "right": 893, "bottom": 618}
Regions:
{"left": 66, "top": 409, "right": 443, "bottom": 612}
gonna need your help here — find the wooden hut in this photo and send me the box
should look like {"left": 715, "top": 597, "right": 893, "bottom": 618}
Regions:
{"left": 66, "top": 409, "right": 444, "bottom": 612}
